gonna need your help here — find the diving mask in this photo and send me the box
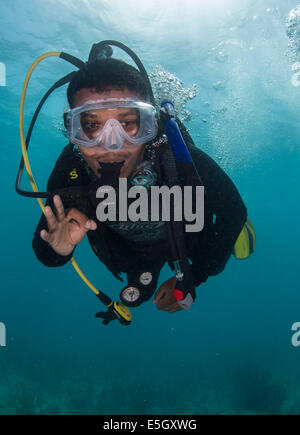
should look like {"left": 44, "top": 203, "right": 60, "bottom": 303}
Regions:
{"left": 64, "top": 98, "right": 158, "bottom": 151}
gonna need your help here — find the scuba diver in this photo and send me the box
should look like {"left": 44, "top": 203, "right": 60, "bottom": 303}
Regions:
{"left": 17, "top": 41, "right": 255, "bottom": 325}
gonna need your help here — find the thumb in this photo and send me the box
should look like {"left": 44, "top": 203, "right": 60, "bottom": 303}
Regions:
{"left": 153, "top": 288, "right": 166, "bottom": 305}
{"left": 84, "top": 220, "right": 97, "bottom": 231}
{"left": 66, "top": 209, "right": 97, "bottom": 231}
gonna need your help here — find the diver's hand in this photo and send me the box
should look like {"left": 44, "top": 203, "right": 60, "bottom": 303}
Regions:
{"left": 153, "top": 277, "right": 183, "bottom": 314}
{"left": 40, "top": 195, "right": 97, "bottom": 256}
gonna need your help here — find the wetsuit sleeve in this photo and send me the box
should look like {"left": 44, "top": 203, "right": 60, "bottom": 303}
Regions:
{"left": 32, "top": 160, "right": 75, "bottom": 267}
{"left": 189, "top": 145, "right": 247, "bottom": 286}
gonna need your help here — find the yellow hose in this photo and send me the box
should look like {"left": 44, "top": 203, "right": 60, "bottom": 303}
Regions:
{"left": 70, "top": 258, "right": 101, "bottom": 296}
{"left": 19, "top": 52, "right": 100, "bottom": 297}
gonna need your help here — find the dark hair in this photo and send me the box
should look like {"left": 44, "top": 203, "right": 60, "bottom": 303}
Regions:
{"left": 67, "top": 58, "right": 149, "bottom": 107}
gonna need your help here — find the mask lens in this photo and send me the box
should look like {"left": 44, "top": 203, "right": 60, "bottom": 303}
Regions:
{"left": 67, "top": 99, "right": 157, "bottom": 149}
{"left": 118, "top": 109, "right": 140, "bottom": 136}
{"left": 80, "top": 111, "right": 103, "bottom": 139}
{"left": 79, "top": 107, "right": 140, "bottom": 139}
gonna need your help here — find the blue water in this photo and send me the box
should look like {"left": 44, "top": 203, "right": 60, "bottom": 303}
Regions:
{"left": 0, "top": 0, "right": 300, "bottom": 415}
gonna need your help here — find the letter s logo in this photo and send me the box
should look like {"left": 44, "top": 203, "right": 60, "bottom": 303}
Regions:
{"left": 291, "top": 322, "right": 300, "bottom": 347}
{"left": 69, "top": 168, "right": 79, "bottom": 180}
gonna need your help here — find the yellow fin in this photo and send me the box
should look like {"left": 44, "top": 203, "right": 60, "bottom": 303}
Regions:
{"left": 233, "top": 217, "right": 256, "bottom": 260}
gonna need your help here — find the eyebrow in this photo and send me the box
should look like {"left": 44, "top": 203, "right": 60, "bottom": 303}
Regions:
{"left": 81, "top": 112, "right": 98, "bottom": 119}
{"left": 117, "top": 110, "right": 137, "bottom": 118}
{"left": 81, "top": 110, "right": 137, "bottom": 119}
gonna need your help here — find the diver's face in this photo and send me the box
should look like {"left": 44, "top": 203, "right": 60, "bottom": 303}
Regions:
{"left": 73, "top": 88, "right": 145, "bottom": 179}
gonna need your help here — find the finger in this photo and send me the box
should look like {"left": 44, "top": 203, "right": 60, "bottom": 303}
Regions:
{"left": 159, "top": 302, "right": 182, "bottom": 313}
{"left": 68, "top": 219, "right": 97, "bottom": 236}
{"left": 156, "top": 301, "right": 174, "bottom": 311}
{"left": 154, "top": 277, "right": 177, "bottom": 304}
{"left": 153, "top": 283, "right": 169, "bottom": 303}
{"left": 156, "top": 291, "right": 177, "bottom": 310}
{"left": 167, "top": 304, "right": 182, "bottom": 313}
{"left": 156, "top": 298, "right": 175, "bottom": 311}
{"left": 85, "top": 220, "right": 97, "bottom": 231}
{"left": 53, "top": 195, "right": 65, "bottom": 222}
{"left": 40, "top": 229, "right": 54, "bottom": 244}
{"left": 153, "top": 290, "right": 166, "bottom": 305}
{"left": 67, "top": 209, "right": 97, "bottom": 231}
{"left": 43, "top": 206, "right": 58, "bottom": 231}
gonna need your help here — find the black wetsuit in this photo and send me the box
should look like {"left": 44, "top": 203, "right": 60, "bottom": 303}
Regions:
{"left": 33, "top": 137, "right": 247, "bottom": 306}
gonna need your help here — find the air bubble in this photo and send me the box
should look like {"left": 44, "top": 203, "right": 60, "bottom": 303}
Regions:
{"left": 287, "top": 6, "right": 300, "bottom": 60}
{"left": 149, "top": 65, "right": 198, "bottom": 122}
{"left": 213, "top": 81, "right": 226, "bottom": 91}
{"left": 53, "top": 119, "right": 68, "bottom": 138}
